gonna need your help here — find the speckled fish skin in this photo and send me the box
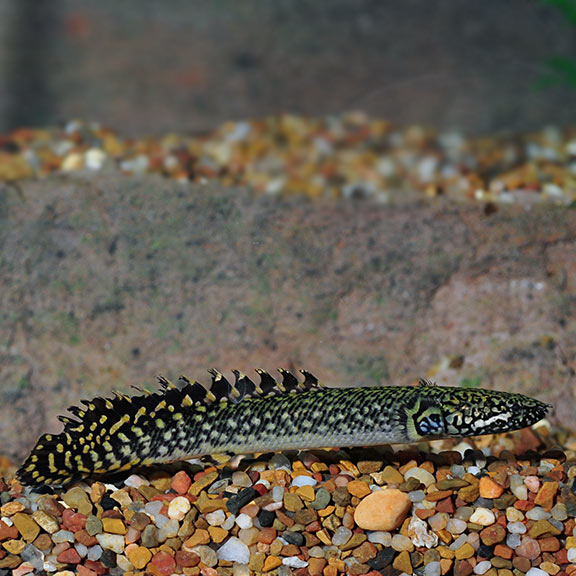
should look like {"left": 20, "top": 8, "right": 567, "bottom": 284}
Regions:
{"left": 17, "top": 371, "right": 550, "bottom": 487}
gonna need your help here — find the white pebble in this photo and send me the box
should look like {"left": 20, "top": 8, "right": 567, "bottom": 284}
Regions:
{"left": 391, "top": 534, "right": 414, "bottom": 552}
{"left": 551, "top": 503, "right": 567, "bottom": 521}
{"left": 217, "top": 536, "right": 250, "bottom": 564}
{"left": 506, "top": 534, "right": 521, "bottom": 549}
{"left": 272, "top": 486, "right": 284, "bottom": 502}
{"left": 87, "top": 545, "right": 102, "bottom": 561}
{"left": 526, "top": 507, "right": 550, "bottom": 521}
{"left": 450, "top": 465, "right": 466, "bottom": 478}
{"left": 449, "top": 534, "right": 467, "bottom": 551}
{"left": 85, "top": 148, "right": 107, "bottom": 171}
{"left": 74, "top": 543, "right": 88, "bottom": 558}
{"left": 526, "top": 569, "right": 548, "bottom": 576}
{"left": 158, "top": 519, "right": 179, "bottom": 541}
{"left": 206, "top": 509, "right": 226, "bottom": 526}
{"left": 510, "top": 474, "right": 528, "bottom": 501}
{"left": 221, "top": 514, "right": 236, "bottom": 531}
{"left": 233, "top": 563, "right": 251, "bottom": 576}
{"left": 332, "top": 526, "right": 352, "bottom": 546}
{"left": 507, "top": 521, "right": 527, "bottom": 534}
{"left": 292, "top": 475, "right": 317, "bottom": 488}
{"left": 466, "top": 466, "right": 481, "bottom": 476}
{"left": 123, "top": 474, "right": 149, "bottom": 488}
{"left": 469, "top": 507, "right": 495, "bottom": 526}
{"left": 446, "top": 518, "right": 467, "bottom": 535}
{"left": 568, "top": 548, "right": 576, "bottom": 562}
{"left": 424, "top": 561, "right": 441, "bottom": 576}
{"left": 52, "top": 530, "right": 74, "bottom": 543}
{"left": 474, "top": 560, "right": 491, "bottom": 574}
{"left": 231, "top": 471, "right": 252, "bottom": 487}
{"left": 409, "top": 490, "right": 426, "bottom": 503}
{"left": 453, "top": 441, "right": 474, "bottom": 456}
{"left": 168, "top": 496, "right": 191, "bottom": 520}
{"left": 367, "top": 531, "right": 392, "bottom": 546}
{"left": 428, "top": 513, "right": 448, "bottom": 531}
{"left": 116, "top": 554, "right": 132, "bottom": 573}
{"left": 506, "top": 507, "right": 524, "bottom": 522}
{"left": 282, "top": 556, "right": 309, "bottom": 568}
{"left": 404, "top": 467, "right": 435, "bottom": 487}
{"left": 144, "top": 501, "right": 163, "bottom": 517}
{"left": 95, "top": 534, "right": 125, "bottom": 554}
{"left": 235, "top": 514, "right": 253, "bottom": 529}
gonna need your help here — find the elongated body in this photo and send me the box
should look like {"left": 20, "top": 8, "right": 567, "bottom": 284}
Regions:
{"left": 18, "top": 369, "right": 550, "bottom": 487}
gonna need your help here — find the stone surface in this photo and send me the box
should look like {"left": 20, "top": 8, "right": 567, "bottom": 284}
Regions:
{"left": 0, "top": 181, "right": 569, "bottom": 458}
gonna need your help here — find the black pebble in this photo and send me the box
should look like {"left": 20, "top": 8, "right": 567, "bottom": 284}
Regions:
{"left": 477, "top": 544, "right": 493, "bottom": 558}
{"left": 258, "top": 509, "right": 276, "bottom": 527}
{"left": 226, "top": 487, "right": 258, "bottom": 514}
{"left": 100, "top": 549, "right": 117, "bottom": 568}
{"left": 369, "top": 548, "right": 396, "bottom": 570}
{"left": 100, "top": 496, "right": 118, "bottom": 511}
{"left": 283, "top": 531, "right": 305, "bottom": 546}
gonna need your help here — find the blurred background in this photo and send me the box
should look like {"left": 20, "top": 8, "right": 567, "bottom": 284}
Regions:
{"left": 1, "top": 0, "right": 576, "bottom": 135}
{"left": 1, "top": 0, "right": 576, "bottom": 460}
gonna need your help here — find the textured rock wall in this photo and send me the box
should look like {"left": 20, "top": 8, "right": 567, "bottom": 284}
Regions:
{"left": 1, "top": 175, "right": 575, "bottom": 457}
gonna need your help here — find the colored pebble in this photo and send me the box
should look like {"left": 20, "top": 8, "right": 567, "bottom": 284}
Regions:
{"left": 354, "top": 488, "right": 411, "bottom": 531}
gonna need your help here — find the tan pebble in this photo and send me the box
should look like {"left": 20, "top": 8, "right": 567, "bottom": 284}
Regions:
{"left": 318, "top": 505, "right": 335, "bottom": 517}
{"left": 32, "top": 510, "right": 59, "bottom": 534}
{"left": 354, "top": 488, "right": 411, "bottom": 531}
{"left": 438, "top": 546, "right": 455, "bottom": 559}
{"left": 262, "top": 555, "right": 283, "bottom": 572}
{"left": 207, "top": 526, "right": 228, "bottom": 543}
{"left": 347, "top": 480, "right": 371, "bottom": 498}
{"left": 393, "top": 550, "right": 412, "bottom": 574}
{"left": 249, "top": 551, "right": 266, "bottom": 572}
{"left": 12, "top": 514, "right": 40, "bottom": 542}
{"left": 188, "top": 471, "right": 219, "bottom": 496}
{"left": 296, "top": 485, "right": 316, "bottom": 501}
{"left": 62, "top": 487, "right": 93, "bottom": 515}
{"left": 379, "top": 466, "right": 405, "bottom": 485}
{"left": 534, "top": 481, "right": 559, "bottom": 510}
{"left": 340, "top": 533, "right": 367, "bottom": 551}
{"left": 269, "top": 539, "right": 283, "bottom": 556}
{"left": 339, "top": 460, "right": 360, "bottom": 476}
{"left": 3, "top": 539, "right": 26, "bottom": 554}
{"left": 90, "top": 482, "right": 107, "bottom": 503}
{"left": 0, "top": 502, "right": 25, "bottom": 516}
{"left": 183, "top": 528, "right": 210, "bottom": 549}
{"left": 478, "top": 477, "right": 504, "bottom": 499}
{"left": 126, "top": 545, "right": 152, "bottom": 569}
{"left": 198, "top": 498, "right": 227, "bottom": 514}
{"left": 454, "top": 542, "right": 475, "bottom": 560}
{"left": 540, "top": 561, "right": 560, "bottom": 575}
{"left": 529, "top": 519, "right": 561, "bottom": 539}
{"left": 308, "top": 557, "right": 327, "bottom": 576}
{"left": 102, "top": 518, "right": 127, "bottom": 535}
{"left": 284, "top": 493, "right": 304, "bottom": 512}
{"left": 316, "top": 529, "right": 332, "bottom": 546}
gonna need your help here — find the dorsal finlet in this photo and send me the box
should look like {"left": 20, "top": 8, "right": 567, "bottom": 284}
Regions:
{"left": 158, "top": 376, "right": 178, "bottom": 390}
{"left": 418, "top": 378, "right": 437, "bottom": 387}
{"left": 299, "top": 369, "right": 322, "bottom": 389}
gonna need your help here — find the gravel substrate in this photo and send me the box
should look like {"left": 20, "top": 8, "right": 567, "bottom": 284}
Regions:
{"left": 2, "top": 423, "right": 576, "bottom": 576}
{"left": 1, "top": 115, "right": 576, "bottom": 205}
